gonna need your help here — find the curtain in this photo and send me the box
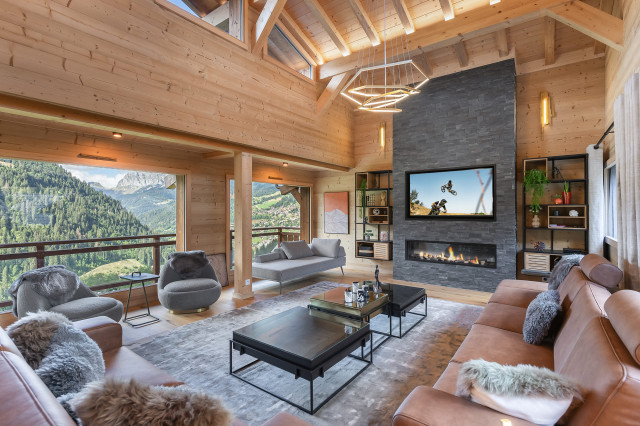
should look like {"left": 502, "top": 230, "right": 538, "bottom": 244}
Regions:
{"left": 613, "top": 70, "right": 640, "bottom": 291}
{"left": 587, "top": 144, "right": 604, "bottom": 256}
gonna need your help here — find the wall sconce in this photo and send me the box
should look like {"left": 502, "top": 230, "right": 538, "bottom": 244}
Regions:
{"left": 379, "top": 122, "right": 386, "bottom": 148}
{"left": 112, "top": 132, "right": 123, "bottom": 139}
{"left": 540, "top": 91, "right": 552, "bottom": 126}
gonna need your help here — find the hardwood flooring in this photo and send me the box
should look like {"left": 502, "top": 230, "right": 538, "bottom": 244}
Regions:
{"left": 121, "top": 268, "right": 490, "bottom": 345}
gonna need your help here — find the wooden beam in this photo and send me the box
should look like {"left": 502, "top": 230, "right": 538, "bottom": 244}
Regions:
{"left": 516, "top": 46, "right": 604, "bottom": 75}
{"left": 438, "top": 0, "right": 455, "bottom": 21}
{"left": 319, "top": 0, "right": 566, "bottom": 80}
{"left": 411, "top": 52, "right": 433, "bottom": 77}
{"left": 594, "top": 0, "right": 616, "bottom": 54}
{"left": 203, "top": 151, "right": 235, "bottom": 159}
{"left": 347, "top": 0, "right": 381, "bottom": 46}
{"left": 453, "top": 41, "right": 468, "bottom": 67}
{"left": 495, "top": 28, "right": 509, "bottom": 57}
{"left": 280, "top": 10, "right": 325, "bottom": 65}
{"left": 0, "top": 94, "right": 352, "bottom": 171}
{"left": 202, "top": 2, "right": 229, "bottom": 27}
{"left": 545, "top": 1, "right": 623, "bottom": 51}
{"left": 316, "top": 72, "right": 352, "bottom": 115}
{"left": 228, "top": 0, "right": 243, "bottom": 41}
{"left": 253, "top": 0, "right": 287, "bottom": 54}
{"left": 544, "top": 16, "right": 556, "bottom": 65}
{"left": 391, "top": 0, "right": 415, "bottom": 34}
{"left": 233, "top": 152, "right": 254, "bottom": 300}
{"left": 302, "top": 0, "right": 351, "bottom": 56}
{"left": 274, "top": 20, "right": 318, "bottom": 67}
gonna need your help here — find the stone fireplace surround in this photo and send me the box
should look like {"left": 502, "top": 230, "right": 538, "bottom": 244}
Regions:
{"left": 392, "top": 60, "right": 517, "bottom": 292}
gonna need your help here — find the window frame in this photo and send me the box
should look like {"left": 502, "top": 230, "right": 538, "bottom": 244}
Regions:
{"left": 604, "top": 160, "right": 618, "bottom": 245}
{"left": 263, "top": 24, "right": 316, "bottom": 83}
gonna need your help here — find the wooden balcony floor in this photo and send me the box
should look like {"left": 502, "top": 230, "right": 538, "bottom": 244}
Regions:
{"left": 121, "top": 268, "right": 490, "bottom": 346}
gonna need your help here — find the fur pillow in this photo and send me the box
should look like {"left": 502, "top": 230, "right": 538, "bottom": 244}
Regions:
{"left": 523, "top": 290, "right": 562, "bottom": 345}
{"left": 548, "top": 254, "right": 583, "bottom": 290}
{"left": 71, "top": 378, "right": 233, "bottom": 426}
{"left": 456, "top": 359, "right": 582, "bottom": 425}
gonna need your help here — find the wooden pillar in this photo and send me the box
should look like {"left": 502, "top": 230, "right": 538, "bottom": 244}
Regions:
{"left": 299, "top": 187, "right": 311, "bottom": 243}
{"left": 229, "top": 0, "right": 243, "bottom": 41}
{"left": 233, "top": 152, "right": 255, "bottom": 299}
{"left": 175, "top": 175, "right": 186, "bottom": 252}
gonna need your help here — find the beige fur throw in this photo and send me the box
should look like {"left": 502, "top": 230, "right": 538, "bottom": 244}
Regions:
{"left": 71, "top": 378, "right": 233, "bottom": 426}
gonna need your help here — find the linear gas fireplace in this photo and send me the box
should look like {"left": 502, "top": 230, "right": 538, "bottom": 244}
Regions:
{"left": 405, "top": 240, "right": 497, "bottom": 269}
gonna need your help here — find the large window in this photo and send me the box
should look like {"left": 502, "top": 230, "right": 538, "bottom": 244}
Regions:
{"left": 166, "top": 0, "right": 244, "bottom": 42}
{"left": 267, "top": 25, "right": 312, "bottom": 79}
{"left": 605, "top": 163, "right": 618, "bottom": 240}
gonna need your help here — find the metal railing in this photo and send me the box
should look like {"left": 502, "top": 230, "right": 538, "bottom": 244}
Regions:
{"left": 0, "top": 234, "right": 176, "bottom": 308}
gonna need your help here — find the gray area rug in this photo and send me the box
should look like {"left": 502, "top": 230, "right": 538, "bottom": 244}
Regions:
{"left": 130, "top": 281, "right": 483, "bottom": 425}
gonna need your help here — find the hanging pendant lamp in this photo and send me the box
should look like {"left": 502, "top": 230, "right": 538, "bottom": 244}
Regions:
{"left": 340, "top": 0, "right": 429, "bottom": 113}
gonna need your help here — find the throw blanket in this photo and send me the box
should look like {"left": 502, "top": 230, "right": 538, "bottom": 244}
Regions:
{"left": 548, "top": 255, "right": 584, "bottom": 290}
{"left": 167, "top": 250, "right": 210, "bottom": 279}
{"left": 9, "top": 265, "right": 81, "bottom": 316}
{"left": 7, "top": 311, "right": 105, "bottom": 423}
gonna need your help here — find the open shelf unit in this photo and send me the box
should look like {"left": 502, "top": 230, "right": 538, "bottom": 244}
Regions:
{"left": 355, "top": 170, "right": 393, "bottom": 260}
{"left": 522, "top": 154, "right": 588, "bottom": 276}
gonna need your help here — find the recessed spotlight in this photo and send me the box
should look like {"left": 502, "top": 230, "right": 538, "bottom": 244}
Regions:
{"left": 283, "top": 162, "right": 289, "bottom": 167}
{"left": 112, "top": 132, "right": 122, "bottom": 139}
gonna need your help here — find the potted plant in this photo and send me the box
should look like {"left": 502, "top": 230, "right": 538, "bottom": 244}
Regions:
{"left": 363, "top": 229, "right": 374, "bottom": 241}
{"left": 562, "top": 181, "right": 571, "bottom": 205}
{"left": 524, "top": 169, "right": 549, "bottom": 227}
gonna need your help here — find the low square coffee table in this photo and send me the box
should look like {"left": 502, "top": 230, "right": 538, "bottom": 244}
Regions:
{"left": 382, "top": 284, "right": 428, "bottom": 338}
{"left": 230, "top": 306, "right": 372, "bottom": 414}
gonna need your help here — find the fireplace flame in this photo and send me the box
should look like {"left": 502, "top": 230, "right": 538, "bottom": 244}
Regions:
{"left": 448, "top": 246, "right": 455, "bottom": 261}
{"left": 472, "top": 256, "right": 479, "bottom": 264}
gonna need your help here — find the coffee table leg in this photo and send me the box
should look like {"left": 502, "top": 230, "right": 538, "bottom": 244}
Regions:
{"left": 310, "top": 378, "right": 314, "bottom": 414}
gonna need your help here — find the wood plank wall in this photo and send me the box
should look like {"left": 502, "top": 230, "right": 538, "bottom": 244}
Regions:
{"left": 0, "top": 0, "right": 354, "bottom": 168}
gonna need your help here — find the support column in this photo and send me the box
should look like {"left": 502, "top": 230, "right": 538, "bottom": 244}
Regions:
{"left": 299, "top": 187, "right": 311, "bottom": 243}
{"left": 233, "top": 152, "right": 255, "bottom": 299}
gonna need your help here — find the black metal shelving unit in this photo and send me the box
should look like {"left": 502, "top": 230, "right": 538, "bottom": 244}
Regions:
{"left": 522, "top": 154, "right": 589, "bottom": 277}
{"left": 354, "top": 170, "right": 393, "bottom": 260}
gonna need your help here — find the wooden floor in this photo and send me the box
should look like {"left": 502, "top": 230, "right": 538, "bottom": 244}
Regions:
{"left": 121, "top": 268, "right": 490, "bottom": 345}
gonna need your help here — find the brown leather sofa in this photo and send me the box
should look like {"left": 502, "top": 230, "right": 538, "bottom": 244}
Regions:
{"left": 0, "top": 316, "right": 309, "bottom": 426}
{"left": 393, "top": 254, "right": 640, "bottom": 426}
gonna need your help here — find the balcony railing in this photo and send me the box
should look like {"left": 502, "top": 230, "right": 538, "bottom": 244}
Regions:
{"left": 0, "top": 234, "right": 176, "bottom": 309}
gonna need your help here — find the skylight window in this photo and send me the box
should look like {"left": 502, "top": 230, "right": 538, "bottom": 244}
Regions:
{"left": 168, "top": 0, "right": 244, "bottom": 42}
{"left": 267, "top": 25, "right": 312, "bottom": 79}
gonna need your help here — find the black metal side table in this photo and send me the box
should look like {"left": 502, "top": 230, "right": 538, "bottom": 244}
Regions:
{"left": 119, "top": 272, "right": 161, "bottom": 328}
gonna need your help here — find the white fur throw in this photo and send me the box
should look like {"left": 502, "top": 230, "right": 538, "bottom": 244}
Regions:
{"left": 548, "top": 255, "right": 583, "bottom": 290}
{"left": 71, "top": 378, "right": 233, "bottom": 426}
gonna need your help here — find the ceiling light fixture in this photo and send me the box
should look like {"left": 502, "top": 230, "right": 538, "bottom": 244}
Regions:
{"left": 112, "top": 132, "right": 122, "bottom": 139}
{"left": 282, "top": 162, "right": 289, "bottom": 167}
{"left": 340, "top": 0, "right": 428, "bottom": 113}
{"left": 490, "top": 0, "right": 501, "bottom": 4}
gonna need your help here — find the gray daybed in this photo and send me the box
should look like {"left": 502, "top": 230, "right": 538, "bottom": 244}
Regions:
{"left": 252, "top": 239, "right": 346, "bottom": 293}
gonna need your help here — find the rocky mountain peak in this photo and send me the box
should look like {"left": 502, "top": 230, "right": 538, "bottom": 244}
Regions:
{"left": 115, "top": 172, "right": 166, "bottom": 193}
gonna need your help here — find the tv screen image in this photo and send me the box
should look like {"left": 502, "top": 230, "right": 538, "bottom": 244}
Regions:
{"left": 407, "top": 166, "right": 495, "bottom": 219}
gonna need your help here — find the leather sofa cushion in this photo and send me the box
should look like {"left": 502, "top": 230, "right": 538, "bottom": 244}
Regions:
{"left": 262, "top": 412, "right": 312, "bottom": 426}
{"left": 496, "top": 279, "right": 548, "bottom": 292}
{"left": 488, "top": 286, "right": 543, "bottom": 308}
{"left": 0, "top": 351, "right": 75, "bottom": 426}
{"left": 558, "top": 317, "right": 640, "bottom": 426}
{"left": 451, "top": 324, "right": 554, "bottom": 368}
{"left": 605, "top": 290, "right": 640, "bottom": 364}
{"left": 74, "top": 316, "right": 122, "bottom": 353}
{"left": 103, "top": 347, "right": 183, "bottom": 387}
{"left": 580, "top": 254, "right": 623, "bottom": 288}
{"left": 557, "top": 267, "right": 592, "bottom": 304}
{"left": 433, "top": 361, "right": 462, "bottom": 394}
{"left": 474, "top": 303, "right": 527, "bottom": 334}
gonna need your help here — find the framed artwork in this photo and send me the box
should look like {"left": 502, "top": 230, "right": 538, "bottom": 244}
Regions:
{"left": 324, "top": 191, "right": 349, "bottom": 234}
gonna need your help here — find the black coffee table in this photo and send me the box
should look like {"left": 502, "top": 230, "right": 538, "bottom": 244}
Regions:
{"left": 381, "top": 284, "right": 428, "bottom": 338}
{"left": 230, "top": 306, "right": 372, "bottom": 414}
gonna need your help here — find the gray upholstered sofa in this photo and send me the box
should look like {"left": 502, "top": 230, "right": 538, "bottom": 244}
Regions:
{"left": 252, "top": 239, "right": 346, "bottom": 293}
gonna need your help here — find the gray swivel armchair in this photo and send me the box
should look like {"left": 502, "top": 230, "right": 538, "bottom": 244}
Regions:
{"left": 11, "top": 266, "right": 123, "bottom": 322}
{"left": 157, "top": 251, "right": 222, "bottom": 314}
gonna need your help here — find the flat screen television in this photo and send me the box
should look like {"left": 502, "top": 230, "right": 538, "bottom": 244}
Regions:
{"left": 406, "top": 165, "right": 495, "bottom": 219}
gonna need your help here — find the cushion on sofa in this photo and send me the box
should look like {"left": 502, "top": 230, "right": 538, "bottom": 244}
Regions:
{"left": 254, "top": 252, "right": 282, "bottom": 263}
{"left": 605, "top": 290, "right": 640, "bottom": 364}
{"left": 522, "top": 290, "right": 562, "bottom": 345}
{"left": 580, "top": 254, "right": 623, "bottom": 289}
{"left": 280, "top": 241, "right": 313, "bottom": 260}
{"left": 310, "top": 238, "right": 341, "bottom": 258}
{"left": 271, "top": 247, "right": 287, "bottom": 259}
{"left": 488, "top": 286, "right": 544, "bottom": 309}
{"left": 456, "top": 360, "right": 581, "bottom": 425}
{"left": 475, "top": 303, "right": 528, "bottom": 334}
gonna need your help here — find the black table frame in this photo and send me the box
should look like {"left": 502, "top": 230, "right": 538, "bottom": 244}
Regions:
{"left": 120, "top": 274, "right": 161, "bottom": 328}
{"left": 386, "top": 294, "right": 428, "bottom": 338}
{"left": 229, "top": 332, "right": 372, "bottom": 414}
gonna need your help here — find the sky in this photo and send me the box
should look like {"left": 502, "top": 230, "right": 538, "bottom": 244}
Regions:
{"left": 410, "top": 168, "right": 494, "bottom": 215}
{"left": 166, "top": 0, "right": 197, "bottom": 16}
{"left": 61, "top": 164, "right": 127, "bottom": 189}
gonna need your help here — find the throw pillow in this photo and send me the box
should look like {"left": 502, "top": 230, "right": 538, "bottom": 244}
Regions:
{"left": 523, "top": 290, "right": 562, "bottom": 344}
{"left": 71, "top": 378, "right": 233, "bottom": 426}
{"left": 310, "top": 238, "right": 341, "bottom": 258}
{"left": 456, "top": 359, "right": 582, "bottom": 425}
{"left": 548, "top": 254, "right": 583, "bottom": 290}
{"left": 271, "top": 247, "right": 286, "bottom": 259}
{"left": 254, "top": 252, "right": 282, "bottom": 263}
{"left": 280, "top": 240, "right": 313, "bottom": 260}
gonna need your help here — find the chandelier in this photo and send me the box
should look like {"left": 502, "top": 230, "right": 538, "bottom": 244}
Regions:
{"left": 340, "top": 0, "right": 429, "bottom": 113}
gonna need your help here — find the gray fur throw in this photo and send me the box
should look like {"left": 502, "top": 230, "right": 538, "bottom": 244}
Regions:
{"left": 7, "top": 311, "right": 105, "bottom": 411}
{"left": 71, "top": 378, "right": 233, "bottom": 426}
{"left": 523, "top": 290, "right": 562, "bottom": 345}
{"left": 456, "top": 359, "right": 582, "bottom": 400}
{"left": 548, "top": 255, "right": 584, "bottom": 290}
{"left": 167, "top": 250, "right": 210, "bottom": 279}
{"left": 9, "top": 265, "right": 81, "bottom": 316}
